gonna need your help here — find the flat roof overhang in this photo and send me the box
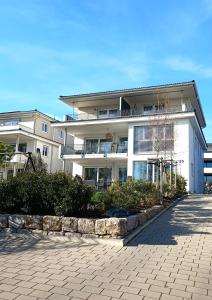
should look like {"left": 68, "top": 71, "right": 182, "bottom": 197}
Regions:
{"left": 59, "top": 81, "right": 206, "bottom": 128}
{"left": 0, "top": 130, "right": 61, "bottom": 146}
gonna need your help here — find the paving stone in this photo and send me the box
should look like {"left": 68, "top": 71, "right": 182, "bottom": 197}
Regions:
{"left": 121, "top": 292, "right": 144, "bottom": 300}
{"left": 0, "top": 291, "right": 18, "bottom": 300}
{"left": 12, "top": 286, "right": 34, "bottom": 295}
{"left": 29, "top": 289, "right": 52, "bottom": 298}
{"left": 69, "top": 290, "right": 91, "bottom": 299}
{"left": 49, "top": 286, "right": 71, "bottom": 295}
{"left": 88, "top": 295, "right": 111, "bottom": 300}
{"left": 101, "top": 288, "right": 123, "bottom": 298}
{"left": 0, "top": 284, "right": 15, "bottom": 292}
{"left": 15, "top": 296, "right": 37, "bottom": 300}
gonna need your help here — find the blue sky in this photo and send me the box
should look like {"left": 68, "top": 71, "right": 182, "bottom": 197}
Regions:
{"left": 0, "top": 0, "right": 212, "bottom": 140}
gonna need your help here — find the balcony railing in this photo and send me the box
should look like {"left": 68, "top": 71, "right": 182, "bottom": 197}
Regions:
{"left": 65, "top": 105, "right": 193, "bottom": 122}
{"left": 61, "top": 142, "right": 128, "bottom": 156}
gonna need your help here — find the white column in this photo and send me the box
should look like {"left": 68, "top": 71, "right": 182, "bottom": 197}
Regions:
{"left": 13, "top": 135, "right": 20, "bottom": 176}
{"left": 63, "top": 128, "right": 67, "bottom": 172}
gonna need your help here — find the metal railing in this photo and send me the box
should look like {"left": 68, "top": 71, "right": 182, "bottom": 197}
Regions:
{"left": 61, "top": 142, "right": 128, "bottom": 156}
{"left": 65, "top": 105, "right": 193, "bottom": 121}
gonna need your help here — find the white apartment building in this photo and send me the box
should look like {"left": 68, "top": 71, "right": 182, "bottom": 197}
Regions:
{"left": 0, "top": 110, "right": 64, "bottom": 179}
{"left": 204, "top": 143, "right": 212, "bottom": 189}
{"left": 52, "top": 81, "right": 207, "bottom": 193}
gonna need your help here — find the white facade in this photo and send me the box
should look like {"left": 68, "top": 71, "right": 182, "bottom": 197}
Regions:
{"left": 52, "top": 81, "right": 207, "bottom": 193}
{"left": 0, "top": 110, "right": 63, "bottom": 179}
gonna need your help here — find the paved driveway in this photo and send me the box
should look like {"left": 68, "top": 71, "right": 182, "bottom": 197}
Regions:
{"left": 0, "top": 195, "right": 212, "bottom": 300}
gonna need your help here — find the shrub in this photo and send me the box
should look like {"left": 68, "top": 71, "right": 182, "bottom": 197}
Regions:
{"left": 90, "top": 191, "right": 112, "bottom": 212}
{"left": 0, "top": 172, "right": 94, "bottom": 216}
{"left": 91, "top": 179, "right": 160, "bottom": 212}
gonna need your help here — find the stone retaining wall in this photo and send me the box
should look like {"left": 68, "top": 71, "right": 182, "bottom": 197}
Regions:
{"left": 0, "top": 205, "right": 163, "bottom": 239}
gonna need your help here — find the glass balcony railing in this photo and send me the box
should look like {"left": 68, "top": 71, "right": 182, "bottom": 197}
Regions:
{"left": 61, "top": 142, "right": 128, "bottom": 156}
{"left": 65, "top": 105, "right": 193, "bottom": 122}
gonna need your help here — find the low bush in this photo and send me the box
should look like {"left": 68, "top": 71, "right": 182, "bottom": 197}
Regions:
{"left": 91, "top": 179, "right": 160, "bottom": 212}
{"left": 0, "top": 172, "right": 94, "bottom": 216}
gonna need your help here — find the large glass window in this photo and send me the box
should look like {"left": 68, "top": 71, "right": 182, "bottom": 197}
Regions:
{"left": 133, "top": 161, "right": 147, "bottom": 180}
{"left": 204, "top": 161, "right": 212, "bottom": 168}
{"left": 99, "top": 139, "right": 112, "bottom": 154}
{"left": 85, "top": 138, "right": 112, "bottom": 154}
{"left": 99, "top": 168, "right": 112, "bottom": 182}
{"left": 85, "top": 139, "right": 98, "bottom": 154}
{"left": 134, "top": 125, "right": 174, "bottom": 153}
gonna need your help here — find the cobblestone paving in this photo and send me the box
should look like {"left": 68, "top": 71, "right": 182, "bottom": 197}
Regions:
{"left": 0, "top": 195, "right": 212, "bottom": 300}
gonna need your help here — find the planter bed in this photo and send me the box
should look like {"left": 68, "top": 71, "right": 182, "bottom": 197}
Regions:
{"left": 0, "top": 205, "right": 163, "bottom": 239}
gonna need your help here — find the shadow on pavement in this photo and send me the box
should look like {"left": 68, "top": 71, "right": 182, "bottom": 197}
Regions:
{"left": 128, "top": 195, "right": 212, "bottom": 247}
{"left": 0, "top": 231, "right": 97, "bottom": 254}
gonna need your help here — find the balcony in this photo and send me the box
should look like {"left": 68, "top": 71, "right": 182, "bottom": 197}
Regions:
{"left": 61, "top": 142, "right": 128, "bottom": 156}
{"left": 0, "top": 123, "right": 34, "bottom": 134}
{"left": 65, "top": 105, "right": 193, "bottom": 122}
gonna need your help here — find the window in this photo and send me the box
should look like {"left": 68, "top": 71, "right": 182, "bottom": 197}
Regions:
{"left": 119, "top": 167, "right": 127, "bottom": 184}
{"left": 42, "top": 122, "right": 48, "bottom": 133}
{"left": 58, "top": 130, "right": 64, "bottom": 139}
{"left": 18, "top": 143, "right": 27, "bottom": 153}
{"left": 144, "top": 106, "right": 153, "bottom": 112}
{"left": 134, "top": 125, "right": 174, "bottom": 153}
{"left": 85, "top": 138, "right": 112, "bottom": 154}
{"left": 109, "top": 109, "right": 118, "bottom": 117}
{"left": 205, "top": 175, "right": 212, "bottom": 183}
{"left": 204, "top": 161, "right": 212, "bottom": 168}
{"left": 133, "top": 161, "right": 147, "bottom": 180}
{"left": 118, "top": 137, "right": 128, "bottom": 153}
{"left": 84, "top": 168, "right": 97, "bottom": 181}
{"left": 99, "top": 139, "right": 112, "bottom": 154}
{"left": 134, "top": 126, "right": 153, "bottom": 152}
{"left": 98, "top": 108, "right": 118, "bottom": 119}
{"left": 98, "top": 110, "right": 107, "bottom": 119}
{"left": 42, "top": 145, "right": 48, "bottom": 157}
{"left": 85, "top": 139, "right": 99, "bottom": 154}
{"left": 84, "top": 167, "right": 112, "bottom": 188}
{"left": 3, "top": 119, "right": 19, "bottom": 126}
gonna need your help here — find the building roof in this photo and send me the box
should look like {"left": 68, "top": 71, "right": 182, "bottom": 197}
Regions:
{"left": 60, "top": 80, "right": 196, "bottom": 99}
{"left": 59, "top": 80, "right": 206, "bottom": 128}
{"left": 0, "top": 109, "right": 58, "bottom": 122}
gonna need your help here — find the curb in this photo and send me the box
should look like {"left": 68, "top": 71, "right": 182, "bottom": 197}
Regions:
{"left": 122, "top": 194, "right": 187, "bottom": 246}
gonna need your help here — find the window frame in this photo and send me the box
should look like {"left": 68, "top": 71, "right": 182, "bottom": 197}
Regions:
{"left": 42, "top": 145, "right": 48, "bottom": 157}
{"left": 134, "top": 124, "right": 174, "bottom": 154}
{"left": 42, "top": 122, "right": 48, "bottom": 133}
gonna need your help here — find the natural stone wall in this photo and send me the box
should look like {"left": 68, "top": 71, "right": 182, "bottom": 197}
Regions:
{"left": 0, "top": 205, "right": 163, "bottom": 239}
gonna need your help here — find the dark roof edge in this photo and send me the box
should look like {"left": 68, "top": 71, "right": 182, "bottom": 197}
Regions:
{"left": 59, "top": 80, "right": 195, "bottom": 100}
{"left": 192, "top": 81, "right": 206, "bottom": 128}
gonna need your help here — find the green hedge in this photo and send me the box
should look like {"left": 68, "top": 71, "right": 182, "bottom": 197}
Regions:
{"left": 91, "top": 180, "right": 160, "bottom": 212}
{"left": 0, "top": 172, "right": 94, "bottom": 216}
{"left": 0, "top": 172, "right": 187, "bottom": 216}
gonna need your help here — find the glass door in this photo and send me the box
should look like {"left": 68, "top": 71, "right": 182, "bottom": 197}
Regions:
{"left": 84, "top": 168, "right": 97, "bottom": 182}
{"left": 119, "top": 167, "right": 127, "bottom": 184}
{"left": 85, "top": 139, "right": 98, "bottom": 154}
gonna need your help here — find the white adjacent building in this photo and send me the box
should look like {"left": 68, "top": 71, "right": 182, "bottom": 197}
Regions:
{"left": 204, "top": 143, "right": 212, "bottom": 189}
{"left": 0, "top": 110, "right": 64, "bottom": 179}
{"left": 52, "top": 81, "right": 207, "bottom": 193}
